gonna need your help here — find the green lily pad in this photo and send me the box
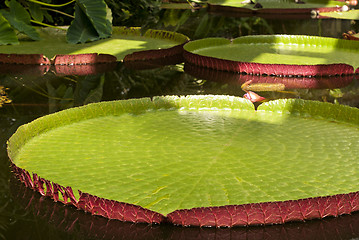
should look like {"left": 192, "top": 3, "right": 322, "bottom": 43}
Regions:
{"left": 0, "top": 26, "right": 189, "bottom": 61}
{"left": 208, "top": 0, "right": 346, "bottom": 12}
{"left": 183, "top": 35, "right": 359, "bottom": 76}
{"left": 319, "top": 9, "right": 359, "bottom": 19}
{"left": 8, "top": 95, "right": 359, "bottom": 227}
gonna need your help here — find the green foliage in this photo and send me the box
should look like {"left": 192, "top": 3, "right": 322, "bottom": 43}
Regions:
{"left": 105, "top": 0, "right": 162, "bottom": 27}
{"left": 1, "top": 0, "right": 40, "bottom": 41}
{"left": 67, "top": 0, "right": 112, "bottom": 43}
{"left": 66, "top": 2, "right": 101, "bottom": 44}
{"left": 0, "top": 13, "right": 18, "bottom": 45}
{"left": 159, "top": 8, "right": 273, "bottom": 39}
{"left": 0, "top": 0, "right": 112, "bottom": 45}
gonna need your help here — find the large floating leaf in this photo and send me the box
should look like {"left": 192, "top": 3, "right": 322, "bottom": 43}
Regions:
{"left": 319, "top": 9, "right": 359, "bottom": 19}
{"left": 0, "top": 26, "right": 189, "bottom": 62}
{"left": 208, "top": 0, "right": 346, "bottom": 13}
{"left": 183, "top": 35, "right": 359, "bottom": 76}
{"left": 8, "top": 95, "right": 359, "bottom": 227}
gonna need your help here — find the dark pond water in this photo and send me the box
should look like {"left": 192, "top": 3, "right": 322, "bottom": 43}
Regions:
{"left": 1, "top": 6, "right": 359, "bottom": 240}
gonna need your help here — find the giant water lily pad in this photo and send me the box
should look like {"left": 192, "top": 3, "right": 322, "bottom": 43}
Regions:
{"left": 319, "top": 9, "right": 359, "bottom": 19}
{"left": 8, "top": 95, "right": 359, "bottom": 227}
{"left": 183, "top": 35, "right": 359, "bottom": 76}
{"left": 208, "top": 0, "right": 346, "bottom": 14}
{"left": 0, "top": 26, "right": 189, "bottom": 64}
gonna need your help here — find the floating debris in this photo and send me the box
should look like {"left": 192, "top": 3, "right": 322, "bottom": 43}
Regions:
{"left": 0, "top": 86, "right": 12, "bottom": 107}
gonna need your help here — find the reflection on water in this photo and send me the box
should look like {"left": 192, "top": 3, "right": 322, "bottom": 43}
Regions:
{"left": 1, "top": 7, "right": 359, "bottom": 240}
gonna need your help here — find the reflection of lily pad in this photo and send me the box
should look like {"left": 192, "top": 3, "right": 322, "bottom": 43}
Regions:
{"left": 208, "top": 0, "right": 346, "bottom": 14}
{"left": 8, "top": 95, "right": 359, "bottom": 227}
{"left": 0, "top": 27, "right": 189, "bottom": 64}
{"left": 0, "top": 61, "right": 117, "bottom": 76}
{"left": 184, "top": 64, "right": 355, "bottom": 89}
{"left": 183, "top": 35, "right": 359, "bottom": 76}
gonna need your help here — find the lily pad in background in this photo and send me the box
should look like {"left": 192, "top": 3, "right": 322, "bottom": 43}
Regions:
{"left": 0, "top": 27, "right": 189, "bottom": 65}
{"left": 8, "top": 95, "right": 359, "bottom": 227}
{"left": 319, "top": 9, "right": 359, "bottom": 19}
{"left": 183, "top": 35, "right": 359, "bottom": 76}
{"left": 208, "top": 0, "right": 346, "bottom": 14}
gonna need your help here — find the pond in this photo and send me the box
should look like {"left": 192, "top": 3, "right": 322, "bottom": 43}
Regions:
{"left": 1, "top": 5, "right": 359, "bottom": 240}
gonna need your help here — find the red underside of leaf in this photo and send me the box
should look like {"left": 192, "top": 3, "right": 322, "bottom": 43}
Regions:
{"left": 12, "top": 177, "right": 359, "bottom": 239}
{"left": 11, "top": 163, "right": 359, "bottom": 227}
{"left": 53, "top": 62, "right": 118, "bottom": 76}
{"left": 52, "top": 53, "right": 117, "bottom": 65}
{"left": 124, "top": 54, "right": 184, "bottom": 70}
{"left": 0, "top": 53, "right": 51, "bottom": 65}
{"left": 0, "top": 44, "right": 185, "bottom": 68}
{"left": 167, "top": 194, "right": 359, "bottom": 227}
{"left": 123, "top": 44, "right": 186, "bottom": 62}
{"left": 184, "top": 64, "right": 354, "bottom": 89}
{"left": 183, "top": 51, "right": 355, "bottom": 76}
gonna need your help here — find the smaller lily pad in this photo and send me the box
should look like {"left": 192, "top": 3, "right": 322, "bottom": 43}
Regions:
{"left": 319, "top": 9, "right": 359, "bottom": 19}
{"left": 208, "top": 0, "right": 346, "bottom": 14}
{"left": 0, "top": 26, "right": 189, "bottom": 65}
{"left": 183, "top": 35, "right": 359, "bottom": 76}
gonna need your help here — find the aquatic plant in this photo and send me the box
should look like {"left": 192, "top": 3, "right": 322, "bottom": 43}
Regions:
{"left": 8, "top": 95, "right": 359, "bottom": 227}
{"left": 0, "top": 0, "right": 112, "bottom": 45}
